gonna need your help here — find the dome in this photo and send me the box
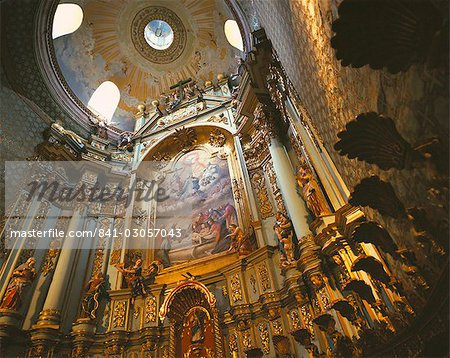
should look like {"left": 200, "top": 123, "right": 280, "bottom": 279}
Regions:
{"left": 52, "top": 0, "right": 243, "bottom": 131}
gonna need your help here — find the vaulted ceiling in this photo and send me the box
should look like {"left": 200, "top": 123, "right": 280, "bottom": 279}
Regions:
{"left": 53, "top": 0, "right": 242, "bottom": 131}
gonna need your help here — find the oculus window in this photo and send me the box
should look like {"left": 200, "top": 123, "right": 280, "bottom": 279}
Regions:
{"left": 144, "top": 20, "right": 174, "bottom": 50}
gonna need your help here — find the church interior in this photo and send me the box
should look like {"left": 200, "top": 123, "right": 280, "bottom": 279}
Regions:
{"left": 0, "top": 0, "right": 448, "bottom": 357}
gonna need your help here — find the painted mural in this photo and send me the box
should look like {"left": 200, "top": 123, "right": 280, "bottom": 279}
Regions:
{"left": 156, "top": 149, "right": 236, "bottom": 267}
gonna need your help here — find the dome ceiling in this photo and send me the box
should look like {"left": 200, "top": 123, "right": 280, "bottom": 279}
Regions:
{"left": 53, "top": 0, "right": 241, "bottom": 131}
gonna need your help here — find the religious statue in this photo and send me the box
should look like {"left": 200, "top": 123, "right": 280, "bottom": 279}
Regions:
{"left": 296, "top": 163, "right": 331, "bottom": 217}
{"left": 0, "top": 257, "right": 36, "bottom": 311}
{"left": 226, "top": 224, "right": 254, "bottom": 257}
{"left": 190, "top": 310, "right": 206, "bottom": 344}
{"left": 273, "top": 212, "right": 299, "bottom": 267}
{"left": 115, "top": 258, "right": 147, "bottom": 304}
{"left": 80, "top": 272, "right": 109, "bottom": 320}
{"left": 51, "top": 120, "right": 85, "bottom": 147}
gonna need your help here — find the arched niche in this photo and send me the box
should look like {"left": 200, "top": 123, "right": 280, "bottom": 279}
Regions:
{"left": 159, "top": 281, "right": 224, "bottom": 357}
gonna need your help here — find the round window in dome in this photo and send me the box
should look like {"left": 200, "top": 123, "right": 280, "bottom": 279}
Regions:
{"left": 144, "top": 20, "right": 174, "bottom": 50}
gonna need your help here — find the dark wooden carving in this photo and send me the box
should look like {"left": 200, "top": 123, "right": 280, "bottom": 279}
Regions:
{"left": 334, "top": 112, "right": 422, "bottom": 170}
{"left": 329, "top": 299, "right": 357, "bottom": 321}
{"left": 331, "top": 0, "right": 446, "bottom": 73}
{"left": 343, "top": 279, "right": 376, "bottom": 304}
{"left": 349, "top": 176, "right": 406, "bottom": 219}
{"left": 352, "top": 221, "right": 399, "bottom": 257}
{"left": 351, "top": 255, "right": 391, "bottom": 285}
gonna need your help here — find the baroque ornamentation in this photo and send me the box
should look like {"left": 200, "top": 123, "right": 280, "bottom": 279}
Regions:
{"left": 265, "top": 161, "right": 285, "bottom": 212}
{"left": 228, "top": 331, "right": 238, "bottom": 353}
{"left": 112, "top": 301, "right": 127, "bottom": 328}
{"left": 258, "top": 323, "right": 270, "bottom": 354}
{"left": 230, "top": 274, "right": 243, "bottom": 302}
{"left": 144, "top": 295, "right": 157, "bottom": 323}
{"left": 173, "top": 127, "right": 198, "bottom": 152}
{"left": 258, "top": 264, "right": 271, "bottom": 292}
{"left": 209, "top": 128, "right": 226, "bottom": 147}
{"left": 250, "top": 171, "right": 274, "bottom": 219}
{"left": 131, "top": 7, "right": 186, "bottom": 64}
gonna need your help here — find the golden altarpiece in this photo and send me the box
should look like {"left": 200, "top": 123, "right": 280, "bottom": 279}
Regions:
{"left": 0, "top": 36, "right": 425, "bottom": 358}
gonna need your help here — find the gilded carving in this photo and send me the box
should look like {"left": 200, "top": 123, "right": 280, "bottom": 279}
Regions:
{"left": 273, "top": 211, "right": 297, "bottom": 267}
{"left": 112, "top": 301, "right": 127, "bottom": 328}
{"left": 258, "top": 264, "right": 271, "bottom": 292}
{"left": 229, "top": 331, "right": 238, "bottom": 353}
{"left": 209, "top": 128, "right": 226, "bottom": 147}
{"left": 173, "top": 127, "right": 198, "bottom": 152}
{"left": 230, "top": 274, "right": 243, "bottom": 302}
{"left": 271, "top": 320, "right": 284, "bottom": 336}
{"left": 110, "top": 218, "right": 124, "bottom": 266}
{"left": 250, "top": 171, "right": 274, "bottom": 219}
{"left": 144, "top": 295, "right": 157, "bottom": 323}
{"left": 290, "top": 309, "right": 301, "bottom": 330}
{"left": 258, "top": 323, "right": 270, "bottom": 354}
{"left": 265, "top": 161, "right": 286, "bottom": 212}
{"left": 249, "top": 274, "right": 257, "bottom": 294}
{"left": 242, "top": 329, "right": 253, "bottom": 350}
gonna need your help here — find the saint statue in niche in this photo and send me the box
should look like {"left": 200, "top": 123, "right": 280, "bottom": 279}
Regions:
{"left": 0, "top": 257, "right": 36, "bottom": 311}
{"left": 296, "top": 162, "right": 331, "bottom": 218}
{"left": 190, "top": 309, "right": 206, "bottom": 344}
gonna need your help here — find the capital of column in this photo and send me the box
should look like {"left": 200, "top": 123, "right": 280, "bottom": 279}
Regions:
{"left": 253, "top": 103, "right": 283, "bottom": 145}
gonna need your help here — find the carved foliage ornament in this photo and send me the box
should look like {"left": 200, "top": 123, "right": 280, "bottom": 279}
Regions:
{"left": 230, "top": 274, "right": 243, "bottom": 302}
{"left": 209, "top": 128, "right": 226, "bottom": 147}
{"left": 258, "top": 264, "right": 271, "bottom": 292}
{"left": 112, "top": 301, "right": 127, "bottom": 328}
{"left": 173, "top": 127, "right": 198, "bottom": 152}
{"left": 259, "top": 323, "right": 270, "bottom": 354}
{"left": 250, "top": 171, "right": 274, "bottom": 219}
{"left": 131, "top": 7, "right": 187, "bottom": 64}
{"left": 144, "top": 295, "right": 157, "bottom": 323}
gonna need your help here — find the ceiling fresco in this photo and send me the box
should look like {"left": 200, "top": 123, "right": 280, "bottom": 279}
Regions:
{"left": 53, "top": 0, "right": 241, "bottom": 131}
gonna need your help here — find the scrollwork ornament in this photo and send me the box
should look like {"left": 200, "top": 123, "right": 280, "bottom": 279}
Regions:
{"left": 230, "top": 274, "right": 243, "bottom": 302}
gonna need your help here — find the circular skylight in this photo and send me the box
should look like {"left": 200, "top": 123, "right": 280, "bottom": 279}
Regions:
{"left": 144, "top": 20, "right": 174, "bottom": 50}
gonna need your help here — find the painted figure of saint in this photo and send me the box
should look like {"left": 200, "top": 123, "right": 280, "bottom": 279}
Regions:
{"left": 0, "top": 257, "right": 36, "bottom": 311}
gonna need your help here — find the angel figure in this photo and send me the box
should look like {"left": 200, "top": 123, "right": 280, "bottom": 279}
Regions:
{"left": 0, "top": 257, "right": 36, "bottom": 311}
{"left": 226, "top": 224, "right": 254, "bottom": 257}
